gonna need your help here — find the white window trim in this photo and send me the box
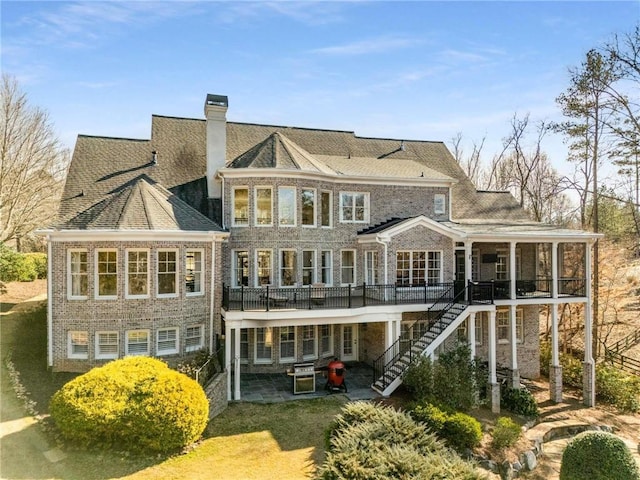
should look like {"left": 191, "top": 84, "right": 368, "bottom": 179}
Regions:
{"left": 254, "top": 327, "right": 273, "bottom": 364}
{"left": 396, "top": 250, "right": 443, "bottom": 285}
{"left": 254, "top": 186, "right": 273, "bottom": 227}
{"left": 339, "top": 191, "right": 370, "bottom": 224}
{"left": 156, "top": 327, "right": 179, "bottom": 356}
{"left": 67, "top": 331, "right": 88, "bottom": 359}
{"left": 185, "top": 324, "right": 204, "bottom": 352}
{"left": 240, "top": 329, "right": 249, "bottom": 364}
{"left": 232, "top": 249, "right": 249, "bottom": 288}
{"left": 434, "top": 193, "right": 446, "bottom": 214}
{"left": 279, "top": 248, "right": 298, "bottom": 287}
{"left": 302, "top": 249, "right": 317, "bottom": 286}
{"left": 95, "top": 249, "right": 118, "bottom": 300}
{"left": 125, "top": 248, "right": 150, "bottom": 299}
{"left": 279, "top": 326, "right": 297, "bottom": 363}
{"left": 496, "top": 309, "right": 523, "bottom": 344}
{"left": 185, "top": 249, "right": 205, "bottom": 297}
{"left": 320, "top": 324, "right": 334, "bottom": 357}
{"left": 157, "top": 248, "right": 179, "bottom": 298}
{"left": 340, "top": 249, "right": 356, "bottom": 286}
{"left": 321, "top": 250, "right": 333, "bottom": 286}
{"left": 427, "top": 250, "right": 444, "bottom": 284}
{"left": 67, "top": 248, "right": 88, "bottom": 300}
{"left": 126, "top": 329, "right": 150, "bottom": 356}
{"left": 95, "top": 331, "right": 119, "bottom": 360}
{"left": 475, "top": 316, "right": 484, "bottom": 346}
{"left": 278, "top": 186, "right": 297, "bottom": 227}
{"left": 302, "top": 325, "right": 318, "bottom": 361}
{"left": 255, "top": 249, "right": 273, "bottom": 287}
{"left": 301, "top": 187, "right": 317, "bottom": 228}
{"left": 320, "top": 190, "right": 333, "bottom": 228}
{"left": 232, "top": 186, "right": 250, "bottom": 227}
{"left": 365, "top": 250, "right": 378, "bottom": 285}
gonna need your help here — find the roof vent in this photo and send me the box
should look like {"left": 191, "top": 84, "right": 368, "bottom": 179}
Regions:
{"left": 151, "top": 150, "right": 158, "bottom": 165}
{"left": 400, "top": 140, "right": 405, "bottom": 151}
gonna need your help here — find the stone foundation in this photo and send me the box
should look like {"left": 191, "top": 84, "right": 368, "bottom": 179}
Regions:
{"left": 491, "top": 382, "right": 501, "bottom": 413}
{"left": 549, "top": 364, "right": 563, "bottom": 403}
{"left": 510, "top": 368, "right": 520, "bottom": 389}
{"left": 582, "top": 361, "right": 596, "bottom": 407}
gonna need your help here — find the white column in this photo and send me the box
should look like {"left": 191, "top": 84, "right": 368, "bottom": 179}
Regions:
{"left": 510, "top": 241, "right": 517, "bottom": 299}
{"left": 234, "top": 327, "right": 241, "bottom": 400}
{"left": 552, "top": 242, "right": 559, "bottom": 298}
{"left": 551, "top": 305, "right": 559, "bottom": 366}
{"left": 225, "top": 322, "right": 232, "bottom": 401}
{"left": 468, "top": 313, "right": 476, "bottom": 358}
{"left": 489, "top": 310, "right": 500, "bottom": 413}
{"left": 509, "top": 304, "right": 518, "bottom": 371}
{"left": 465, "top": 242, "right": 473, "bottom": 301}
{"left": 583, "top": 241, "right": 596, "bottom": 406}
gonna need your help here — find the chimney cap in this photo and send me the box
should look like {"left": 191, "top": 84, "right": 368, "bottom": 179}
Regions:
{"left": 205, "top": 94, "right": 228, "bottom": 107}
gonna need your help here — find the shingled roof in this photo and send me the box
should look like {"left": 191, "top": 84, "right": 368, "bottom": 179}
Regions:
{"left": 57, "top": 113, "right": 531, "bottom": 230}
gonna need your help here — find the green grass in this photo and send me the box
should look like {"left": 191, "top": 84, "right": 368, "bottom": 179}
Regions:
{"left": 1, "top": 301, "right": 345, "bottom": 479}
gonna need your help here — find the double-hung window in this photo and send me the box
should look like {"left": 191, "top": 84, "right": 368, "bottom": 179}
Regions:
{"left": 302, "top": 325, "right": 317, "bottom": 360}
{"left": 96, "top": 250, "right": 118, "bottom": 299}
{"left": 255, "top": 327, "right": 273, "bottom": 363}
{"left": 434, "top": 193, "right": 446, "bottom": 215}
{"left": 157, "top": 249, "right": 178, "bottom": 297}
{"left": 233, "top": 187, "right": 249, "bottom": 226}
{"left": 233, "top": 250, "right": 249, "bottom": 287}
{"left": 365, "top": 251, "right": 379, "bottom": 285}
{"left": 320, "top": 250, "right": 333, "bottom": 285}
{"left": 126, "top": 249, "right": 149, "bottom": 298}
{"left": 157, "top": 327, "right": 179, "bottom": 355}
{"left": 185, "top": 325, "right": 203, "bottom": 352}
{"left": 280, "top": 250, "right": 297, "bottom": 286}
{"left": 320, "top": 191, "right": 332, "bottom": 227}
{"left": 68, "top": 249, "right": 88, "bottom": 299}
{"left": 185, "top": 249, "right": 203, "bottom": 295}
{"left": 255, "top": 187, "right": 272, "bottom": 226}
{"left": 320, "top": 325, "right": 333, "bottom": 357}
{"left": 301, "top": 188, "right": 316, "bottom": 227}
{"left": 68, "top": 331, "right": 88, "bottom": 359}
{"left": 126, "top": 330, "right": 150, "bottom": 356}
{"left": 240, "top": 329, "right": 249, "bottom": 363}
{"left": 256, "top": 249, "right": 272, "bottom": 286}
{"left": 96, "top": 331, "right": 119, "bottom": 359}
{"left": 279, "top": 326, "right": 296, "bottom": 362}
{"left": 339, "top": 192, "right": 368, "bottom": 223}
{"left": 496, "top": 249, "right": 509, "bottom": 280}
{"left": 341, "top": 250, "right": 355, "bottom": 285}
{"left": 278, "top": 186, "right": 296, "bottom": 226}
{"left": 427, "top": 252, "right": 442, "bottom": 284}
{"left": 302, "top": 250, "right": 316, "bottom": 285}
{"left": 497, "top": 309, "right": 510, "bottom": 343}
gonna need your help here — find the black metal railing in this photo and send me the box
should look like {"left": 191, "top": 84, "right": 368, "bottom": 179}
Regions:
{"left": 372, "top": 282, "right": 493, "bottom": 391}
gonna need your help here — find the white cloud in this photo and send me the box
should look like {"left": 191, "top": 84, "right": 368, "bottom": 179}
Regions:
{"left": 311, "top": 35, "right": 425, "bottom": 56}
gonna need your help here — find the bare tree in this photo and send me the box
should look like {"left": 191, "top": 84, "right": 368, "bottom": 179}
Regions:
{"left": 449, "top": 132, "right": 485, "bottom": 187}
{"left": 0, "top": 74, "right": 69, "bottom": 249}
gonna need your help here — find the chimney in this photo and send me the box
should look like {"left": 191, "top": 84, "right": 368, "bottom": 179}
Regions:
{"left": 204, "top": 94, "right": 228, "bottom": 198}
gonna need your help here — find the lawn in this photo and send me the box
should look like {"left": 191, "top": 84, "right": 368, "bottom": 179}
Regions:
{"left": 1, "top": 297, "right": 343, "bottom": 480}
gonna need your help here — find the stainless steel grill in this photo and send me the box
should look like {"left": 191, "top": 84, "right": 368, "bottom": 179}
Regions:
{"left": 292, "top": 363, "right": 316, "bottom": 394}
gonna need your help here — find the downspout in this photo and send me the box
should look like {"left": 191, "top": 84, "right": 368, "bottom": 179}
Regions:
{"left": 47, "top": 234, "right": 53, "bottom": 367}
{"left": 210, "top": 236, "right": 216, "bottom": 352}
{"left": 220, "top": 173, "right": 226, "bottom": 230}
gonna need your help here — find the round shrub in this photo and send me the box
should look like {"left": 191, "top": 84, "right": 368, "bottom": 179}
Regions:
{"left": 501, "top": 387, "right": 539, "bottom": 417}
{"left": 491, "top": 416, "right": 521, "bottom": 449}
{"left": 410, "top": 402, "right": 448, "bottom": 434}
{"left": 0, "top": 244, "right": 36, "bottom": 282}
{"left": 560, "top": 431, "right": 640, "bottom": 480}
{"left": 50, "top": 357, "right": 209, "bottom": 453}
{"left": 23, "top": 253, "right": 47, "bottom": 279}
{"left": 441, "top": 412, "right": 483, "bottom": 451}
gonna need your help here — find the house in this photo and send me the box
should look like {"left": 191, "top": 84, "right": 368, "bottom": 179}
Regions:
{"left": 42, "top": 94, "right": 600, "bottom": 411}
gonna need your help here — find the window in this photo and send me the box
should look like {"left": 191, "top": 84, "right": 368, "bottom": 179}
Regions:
{"left": 280, "top": 250, "right": 297, "bottom": 286}
{"left": 96, "top": 250, "right": 118, "bottom": 298}
{"left": 240, "top": 329, "right": 249, "bottom": 363}
{"left": 301, "top": 188, "right": 316, "bottom": 226}
{"left": 185, "top": 325, "right": 203, "bottom": 352}
{"left": 186, "top": 249, "right": 203, "bottom": 295}
{"left": 256, "top": 250, "right": 272, "bottom": 286}
{"left": 233, "top": 250, "right": 249, "bottom": 287}
{"left": 255, "top": 327, "right": 273, "bottom": 363}
{"left": 233, "top": 187, "right": 249, "bottom": 226}
{"left": 475, "top": 315, "right": 483, "bottom": 346}
{"left": 434, "top": 193, "right": 446, "bottom": 214}
{"left": 496, "top": 248, "right": 521, "bottom": 282}
{"left": 341, "top": 250, "right": 355, "bottom": 285}
{"left": 126, "top": 249, "right": 149, "bottom": 298}
{"left": 302, "top": 250, "right": 316, "bottom": 285}
{"left": 126, "top": 330, "right": 150, "bottom": 356}
{"left": 396, "top": 251, "right": 442, "bottom": 285}
{"left": 95, "top": 331, "right": 119, "bottom": 359}
{"left": 498, "top": 309, "right": 524, "bottom": 343}
{"left": 157, "top": 327, "right": 179, "bottom": 355}
{"left": 320, "top": 191, "right": 332, "bottom": 227}
{"left": 278, "top": 186, "right": 296, "bottom": 226}
{"left": 68, "top": 249, "right": 88, "bottom": 299}
{"left": 255, "top": 187, "right": 272, "bottom": 226}
{"left": 279, "top": 326, "right": 296, "bottom": 362}
{"left": 457, "top": 320, "right": 468, "bottom": 343}
{"left": 471, "top": 249, "right": 479, "bottom": 282}
{"left": 516, "top": 309, "right": 524, "bottom": 343}
{"left": 321, "top": 250, "right": 333, "bottom": 285}
{"left": 157, "top": 250, "right": 178, "bottom": 297}
{"left": 365, "top": 251, "right": 379, "bottom": 285}
{"left": 302, "top": 325, "right": 317, "bottom": 360}
{"left": 68, "top": 331, "right": 88, "bottom": 359}
{"left": 339, "top": 192, "right": 369, "bottom": 223}
{"left": 320, "top": 325, "right": 333, "bottom": 357}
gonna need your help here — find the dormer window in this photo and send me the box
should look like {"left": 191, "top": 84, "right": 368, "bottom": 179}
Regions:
{"left": 434, "top": 194, "right": 446, "bottom": 215}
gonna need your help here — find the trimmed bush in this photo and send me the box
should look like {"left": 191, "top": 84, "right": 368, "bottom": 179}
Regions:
{"left": 441, "top": 412, "right": 483, "bottom": 451}
{"left": 49, "top": 357, "right": 209, "bottom": 453}
{"left": 0, "top": 244, "right": 37, "bottom": 282}
{"left": 23, "top": 252, "right": 47, "bottom": 279}
{"left": 410, "top": 402, "right": 448, "bottom": 434}
{"left": 491, "top": 417, "right": 521, "bottom": 449}
{"left": 319, "top": 401, "right": 486, "bottom": 480}
{"left": 560, "top": 431, "right": 640, "bottom": 480}
{"left": 596, "top": 365, "right": 640, "bottom": 413}
{"left": 501, "top": 387, "right": 539, "bottom": 417}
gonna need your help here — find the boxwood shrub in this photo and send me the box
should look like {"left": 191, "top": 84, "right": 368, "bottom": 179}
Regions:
{"left": 491, "top": 416, "right": 521, "bottom": 449}
{"left": 49, "top": 357, "right": 209, "bottom": 453}
{"left": 410, "top": 402, "right": 482, "bottom": 451}
{"left": 501, "top": 387, "right": 539, "bottom": 418}
{"left": 560, "top": 431, "right": 640, "bottom": 480}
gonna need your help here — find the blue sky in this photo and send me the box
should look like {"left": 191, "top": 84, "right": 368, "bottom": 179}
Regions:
{"left": 2, "top": 1, "right": 639, "bottom": 177}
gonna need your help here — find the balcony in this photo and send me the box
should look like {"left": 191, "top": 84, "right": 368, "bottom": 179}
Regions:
{"left": 488, "top": 278, "right": 586, "bottom": 300}
{"left": 222, "top": 282, "right": 497, "bottom": 312}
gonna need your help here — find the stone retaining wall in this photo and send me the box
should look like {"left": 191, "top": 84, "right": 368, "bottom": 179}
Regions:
{"left": 204, "top": 371, "right": 228, "bottom": 419}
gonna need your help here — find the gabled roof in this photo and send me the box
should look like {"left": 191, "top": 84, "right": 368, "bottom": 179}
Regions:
{"left": 55, "top": 175, "right": 222, "bottom": 232}
{"left": 358, "top": 216, "right": 465, "bottom": 241}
